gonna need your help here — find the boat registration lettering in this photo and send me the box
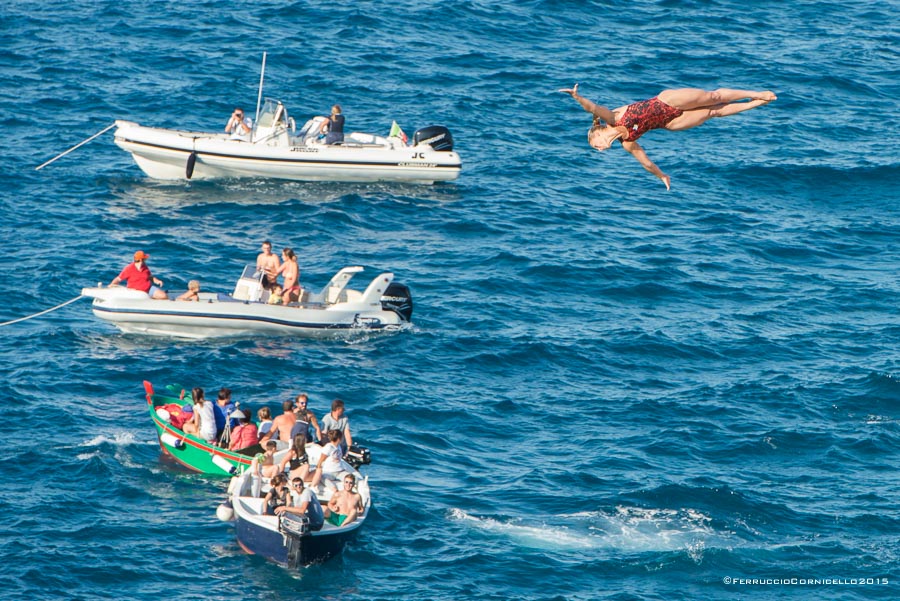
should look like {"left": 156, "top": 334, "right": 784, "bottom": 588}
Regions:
{"left": 398, "top": 162, "right": 438, "bottom": 168}
{"left": 290, "top": 147, "right": 319, "bottom": 153}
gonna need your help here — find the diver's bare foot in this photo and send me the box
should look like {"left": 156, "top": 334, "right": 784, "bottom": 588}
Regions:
{"left": 757, "top": 91, "right": 777, "bottom": 102}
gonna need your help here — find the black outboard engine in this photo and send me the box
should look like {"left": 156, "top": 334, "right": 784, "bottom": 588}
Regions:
{"left": 345, "top": 444, "right": 371, "bottom": 468}
{"left": 412, "top": 125, "right": 454, "bottom": 152}
{"left": 381, "top": 282, "right": 413, "bottom": 323}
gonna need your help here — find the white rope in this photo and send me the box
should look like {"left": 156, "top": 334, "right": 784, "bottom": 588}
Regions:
{"left": 0, "top": 295, "right": 85, "bottom": 327}
{"left": 35, "top": 123, "right": 117, "bottom": 171}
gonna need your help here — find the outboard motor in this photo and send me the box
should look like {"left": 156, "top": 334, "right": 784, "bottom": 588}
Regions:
{"left": 381, "top": 282, "right": 413, "bottom": 323}
{"left": 412, "top": 125, "right": 454, "bottom": 152}
{"left": 345, "top": 444, "right": 371, "bottom": 468}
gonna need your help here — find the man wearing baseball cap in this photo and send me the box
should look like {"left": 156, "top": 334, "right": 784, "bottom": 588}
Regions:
{"left": 110, "top": 250, "right": 168, "bottom": 299}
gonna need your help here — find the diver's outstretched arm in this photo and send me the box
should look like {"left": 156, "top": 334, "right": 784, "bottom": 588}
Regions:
{"left": 559, "top": 84, "right": 618, "bottom": 125}
{"left": 622, "top": 140, "right": 670, "bottom": 190}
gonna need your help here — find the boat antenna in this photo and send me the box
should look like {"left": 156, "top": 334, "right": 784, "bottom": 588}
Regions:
{"left": 253, "top": 51, "right": 267, "bottom": 140}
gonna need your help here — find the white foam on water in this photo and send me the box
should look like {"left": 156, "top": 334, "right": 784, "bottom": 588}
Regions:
{"left": 450, "top": 505, "right": 731, "bottom": 558}
{"left": 77, "top": 431, "right": 154, "bottom": 447}
{"left": 449, "top": 508, "right": 595, "bottom": 550}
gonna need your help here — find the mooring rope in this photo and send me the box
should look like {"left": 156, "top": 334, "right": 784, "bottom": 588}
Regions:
{"left": 0, "top": 295, "right": 85, "bottom": 327}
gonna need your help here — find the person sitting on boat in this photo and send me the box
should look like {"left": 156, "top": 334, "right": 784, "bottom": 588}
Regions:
{"left": 182, "top": 387, "right": 217, "bottom": 443}
{"left": 251, "top": 439, "right": 281, "bottom": 479}
{"left": 256, "top": 240, "right": 281, "bottom": 290}
{"left": 225, "top": 107, "right": 252, "bottom": 141}
{"left": 323, "top": 473, "right": 364, "bottom": 526}
{"left": 276, "top": 477, "right": 324, "bottom": 531}
{"left": 259, "top": 400, "right": 298, "bottom": 445}
{"left": 320, "top": 398, "right": 352, "bottom": 455}
{"left": 292, "top": 393, "right": 322, "bottom": 443}
{"left": 307, "top": 429, "right": 346, "bottom": 491}
{"left": 176, "top": 280, "right": 200, "bottom": 302}
{"left": 168, "top": 403, "right": 193, "bottom": 430}
{"left": 267, "top": 284, "right": 284, "bottom": 305}
{"left": 213, "top": 387, "right": 237, "bottom": 445}
{"left": 263, "top": 474, "right": 291, "bottom": 516}
{"left": 257, "top": 406, "right": 274, "bottom": 437}
{"left": 228, "top": 410, "right": 259, "bottom": 452}
{"left": 319, "top": 104, "right": 344, "bottom": 145}
{"left": 274, "top": 248, "right": 302, "bottom": 304}
{"left": 110, "top": 250, "right": 168, "bottom": 300}
{"left": 278, "top": 433, "right": 311, "bottom": 483}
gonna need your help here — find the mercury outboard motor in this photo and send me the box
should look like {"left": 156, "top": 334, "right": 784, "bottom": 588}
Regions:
{"left": 412, "top": 125, "right": 454, "bottom": 152}
{"left": 381, "top": 282, "right": 413, "bottom": 323}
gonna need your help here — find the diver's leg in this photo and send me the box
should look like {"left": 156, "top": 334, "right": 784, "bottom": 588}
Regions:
{"left": 659, "top": 88, "right": 776, "bottom": 110}
{"left": 665, "top": 98, "right": 772, "bottom": 131}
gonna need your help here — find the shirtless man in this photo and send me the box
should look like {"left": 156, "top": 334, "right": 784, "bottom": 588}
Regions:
{"left": 256, "top": 240, "right": 281, "bottom": 290}
{"left": 323, "top": 473, "right": 364, "bottom": 526}
{"left": 259, "top": 400, "right": 298, "bottom": 444}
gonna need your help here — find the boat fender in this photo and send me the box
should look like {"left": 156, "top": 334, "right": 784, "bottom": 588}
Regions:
{"left": 155, "top": 407, "right": 171, "bottom": 422}
{"left": 216, "top": 501, "right": 234, "bottom": 522}
{"left": 159, "top": 432, "right": 185, "bottom": 449}
{"left": 186, "top": 151, "right": 197, "bottom": 179}
{"left": 212, "top": 454, "right": 238, "bottom": 475}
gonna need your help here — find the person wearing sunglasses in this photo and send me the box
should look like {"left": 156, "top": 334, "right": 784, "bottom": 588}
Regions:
{"left": 275, "top": 477, "right": 324, "bottom": 531}
{"left": 323, "top": 474, "right": 364, "bottom": 526}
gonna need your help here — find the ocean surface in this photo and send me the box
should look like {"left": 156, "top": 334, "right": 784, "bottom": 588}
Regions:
{"left": 1, "top": 1, "right": 898, "bottom": 599}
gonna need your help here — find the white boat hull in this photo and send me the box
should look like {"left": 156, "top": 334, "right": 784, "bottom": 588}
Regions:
{"left": 114, "top": 120, "right": 461, "bottom": 184}
{"left": 81, "top": 266, "right": 413, "bottom": 339}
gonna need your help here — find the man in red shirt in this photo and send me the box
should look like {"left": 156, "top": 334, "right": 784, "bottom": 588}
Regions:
{"left": 110, "top": 251, "right": 168, "bottom": 299}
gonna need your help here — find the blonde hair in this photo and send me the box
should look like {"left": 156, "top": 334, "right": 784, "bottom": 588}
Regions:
{"left": 588, "top": 117, "right": 624, "bottom": 151}
{"left": 188, "top": 280, "right": 200, "bottom": 291}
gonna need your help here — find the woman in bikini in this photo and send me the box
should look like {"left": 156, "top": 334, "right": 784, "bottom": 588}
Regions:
{"left": 559, "top": 84, "right": 777, "bottom": 190}
{"left": 275, "top": 247, "right": 301, "bottom": 304}
{"left": 278, "top": 433, "right": 311, "bottom": 482}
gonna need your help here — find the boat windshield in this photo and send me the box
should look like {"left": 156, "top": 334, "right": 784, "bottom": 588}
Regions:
{"left": 240, "top": 264, "right": 263, "bottom": 280}
{"left": 256, "top": 99, "right": 287, "bottom": 128}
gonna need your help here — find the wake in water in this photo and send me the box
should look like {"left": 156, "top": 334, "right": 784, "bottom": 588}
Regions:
{"left": 449, "top": 505, "right": 731, "bottom": 561}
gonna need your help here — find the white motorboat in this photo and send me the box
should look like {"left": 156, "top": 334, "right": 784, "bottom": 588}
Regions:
{"left": 217, "top": 443, "right": 372, "bottom": 568}
{"left": 80, "top": 265, "right": 413, "bottom": 339}
{"left": 114, "top": 99, "right": 461, "bottom": 184}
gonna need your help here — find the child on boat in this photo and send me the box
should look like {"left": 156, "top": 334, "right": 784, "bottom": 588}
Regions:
{"left": 176, "top": 280, "right": 200, "bottom": 301}
{"left": 251, "top": 440, "right": 281, "bottom": 479}
{"left": 267, "top": 284, "right": 284, "bottom": 305}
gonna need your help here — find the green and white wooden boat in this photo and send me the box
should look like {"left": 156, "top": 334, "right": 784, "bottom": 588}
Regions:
{"left": 144, "top": 380, "right": 256, "bottom": 476}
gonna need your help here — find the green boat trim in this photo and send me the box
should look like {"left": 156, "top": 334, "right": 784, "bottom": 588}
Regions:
{"left": 144, "top": 380, "right": 254, "bottom": 476}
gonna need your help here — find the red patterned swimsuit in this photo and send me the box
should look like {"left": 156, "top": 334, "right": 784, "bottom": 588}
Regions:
{"left": 617, "top": 97, "right": 684, "bottom": 141}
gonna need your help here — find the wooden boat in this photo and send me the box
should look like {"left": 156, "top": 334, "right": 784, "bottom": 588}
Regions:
{"left": 145, "top": 381, "right": 256, "bottom": 476}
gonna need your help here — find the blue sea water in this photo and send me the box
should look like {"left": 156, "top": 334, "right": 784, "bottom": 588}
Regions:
{"left": 1, "top": 0, "right": 898, "bottom": 599}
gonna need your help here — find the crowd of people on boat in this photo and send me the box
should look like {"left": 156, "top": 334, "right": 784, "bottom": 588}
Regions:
{"left": 161, "top": 387, "right": 361, "bottom": 528}
{"left": 108, "top": 241, "right": 305, "bottom": 304}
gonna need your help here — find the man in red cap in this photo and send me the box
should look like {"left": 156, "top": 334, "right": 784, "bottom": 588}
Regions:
{"left": 110, "top": 251, "right": 168, "bottom": 299}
